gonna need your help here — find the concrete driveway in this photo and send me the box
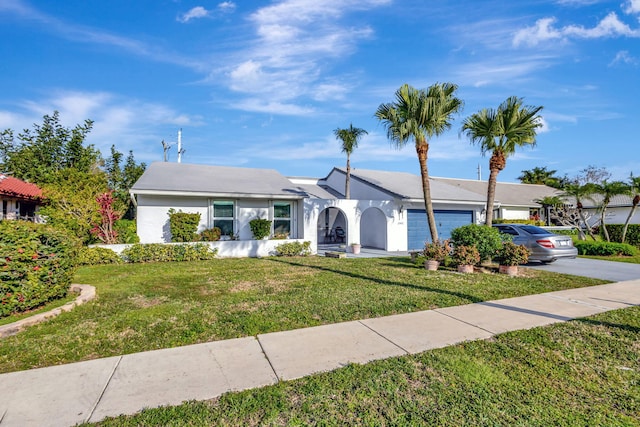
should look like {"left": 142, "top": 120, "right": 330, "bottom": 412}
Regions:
{"left": 526, "top": 257, "right": 640, "bottom": 281}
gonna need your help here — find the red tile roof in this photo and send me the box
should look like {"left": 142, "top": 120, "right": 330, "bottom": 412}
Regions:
{"left": 0, "top": 174, "right": 43, "bottom": 200}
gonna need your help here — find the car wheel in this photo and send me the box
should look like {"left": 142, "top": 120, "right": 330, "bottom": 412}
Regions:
{"left": 540, "top": 259, "right": 556, "bottom": 264}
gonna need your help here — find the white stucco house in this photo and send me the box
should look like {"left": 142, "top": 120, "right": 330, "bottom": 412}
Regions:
{"left": 130, "top": 162, "right": 565, "bottom": 256}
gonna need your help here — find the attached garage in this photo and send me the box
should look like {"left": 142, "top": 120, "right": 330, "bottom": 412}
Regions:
{"left": 407, "top": 209, "right": 473, "bottom": 250}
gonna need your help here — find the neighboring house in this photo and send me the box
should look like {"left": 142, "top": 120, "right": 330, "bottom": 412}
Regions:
{"left": 130, "top": 162, "right": 561, "bottom": 255}
{"left": 577, "top": 194, "right": 640, "bottom": 227}
{"left": 0, "top": 174, "right": 43, "bottom": 221}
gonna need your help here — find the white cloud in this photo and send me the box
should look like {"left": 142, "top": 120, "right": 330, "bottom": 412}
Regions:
{"left": 233, "top": 99, "right": 315, "bottom": 116}
{"left": 218, "top": 2, "right": 236, "bottom": 13}
{"left": 513, "top": 12, "right": 639, "bottom": 47}
{"left": 609, "top": 50, "right": 638, "bottom": 66}
{"left": 177, "top": 6, "right": 210, "bottom": 23}
{"left": 623, "top": 0, "right": 640, "bottom": 14}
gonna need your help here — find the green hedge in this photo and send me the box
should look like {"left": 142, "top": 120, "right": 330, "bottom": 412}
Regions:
{"left": 274, "top": 241, "right": 311, "bottom": 256}
{"left": 493, "top": 219, "right": 545, "bottom": 226}
{"left": 121, "top": 243, "right": 217, "bottom": 263}
{"left": 451, "top": 224, "right": 502, "bottom": 262}
{"left": 114, "top": 219, "right": 139, "bottom": 244}
{"left": 604, "top": 224, "right": 640, "bottom": 247}
{"left": 168, "top": 210, "right": 201, "bottom": 242}
{"left": 574, "top": 240, "right": 638, "bottom": 256}
{"left": 77, "top": 247, "right": 123, "bottom": 266}
{"left": 0, "top": 221, "right": 78, "bottom": 317}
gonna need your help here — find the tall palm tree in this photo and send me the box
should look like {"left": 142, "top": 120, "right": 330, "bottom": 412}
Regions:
{"left": 375, "top": 83, "right": 463, "bottom": 243}
{"left": 622, "top": 175, "right": 640, "bottom": 243}
{"left": 461, "top": 96, "right": 543, "bottom": 227}
{"left": 333, "top": 124, "right": 367, "bottom": 199}
{"left": 562, "top": 182, "right": 598, "bottom": 240}
{"left": 593, "top": 180, "right": 631, "bottom": 242}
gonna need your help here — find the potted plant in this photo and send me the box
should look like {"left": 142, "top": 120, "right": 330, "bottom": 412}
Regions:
{"left": 249, "top": 218, "right": 272, "bottom": 240}
{"left": 452, "top": 245, "right": 480, "bottom": 273}
{"left": 350, "top": 242, "right": 361, "bottom": 254}
{"left": 423, "top": 239, "right": 451, "bottom": 271}
{"left": 494, "top": 242, "right": 530, "bottom": 276}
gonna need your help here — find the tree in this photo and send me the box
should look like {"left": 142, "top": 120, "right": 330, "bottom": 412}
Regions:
{"left": 375, "top": 83, "right": 463, "bottom": 243}
{"left": 576, "top": 165, "right": 611, "bottom": 186}
{"left": 0, "top": 111, "right": 99, "bottom": 184}
{"left": 518, "top": 166, "right": 566, "bottom": 188}
{"left": 461, "top": 96, "right": 543, "bottom": 227}
{"left": 561, "top": 182, "right": 598, "bottom": 240}
{"left": 621, "top": 175, "right": 640, "bottom": 243}
{"left": 333, "top": 124, "right": 367, "bottom": 199}
{"left": 104, "top": 147, "right": 146, "bottom": 218}
{"left": 592, "top": 180, "right": 631, "bottom": 242}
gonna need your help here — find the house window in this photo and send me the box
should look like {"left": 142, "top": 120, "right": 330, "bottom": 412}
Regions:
{"left": 212, "top": 201, "right": 234, "bottom": 236}
{"left": 273, "top": 202, "right": 292, "bottom": 237}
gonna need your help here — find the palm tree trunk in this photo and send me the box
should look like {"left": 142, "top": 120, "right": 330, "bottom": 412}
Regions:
{"left": 485, "top": 167, "right": 499, "bottom": 227}
{"left": 345, "top": 154, "right": 351, "bottom": 199}
{"left": 416, "top": 143, "right": 438, "bottom": 242}
{"left": 577, "top": 207, "right": 597, "bottom": 240}
{"left": 621, "top": 198, "right": 639, "bottom": 243}
{"left": 600, "top": 208, "right": 610, "bottom": 242}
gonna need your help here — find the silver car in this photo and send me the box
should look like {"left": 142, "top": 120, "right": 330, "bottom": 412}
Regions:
{"left": 492, "top": 224, "right": 578, "bottom": 264}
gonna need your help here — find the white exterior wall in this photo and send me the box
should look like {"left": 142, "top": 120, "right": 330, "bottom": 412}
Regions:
{"left": 136, "top": 195, "right": 301, "bottom": 243}
{"left": 498, "top": 207, "right": 531, "bottom": 221}
{"left": 584, "top": 206, "right": 640, "bottom": 226}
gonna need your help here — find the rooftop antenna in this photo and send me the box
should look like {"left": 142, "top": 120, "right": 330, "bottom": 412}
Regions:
{"left": 177, "top": 129, "right": 185, "bottom": 163}
{"left": 477, "top": 164, "right": 482, "bottom": 180}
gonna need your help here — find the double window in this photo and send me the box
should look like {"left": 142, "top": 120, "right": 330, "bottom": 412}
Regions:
{"left": 273, "top": 202, "right": 292, "bottom": 237}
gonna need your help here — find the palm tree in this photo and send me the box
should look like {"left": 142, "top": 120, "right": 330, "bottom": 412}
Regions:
{"left": 461, "top": 96, "right": 543, "bottom": 227}
{"left": 593, "top": 180, "right": 631, "bottom": 242}
{"left": 375, "top": 83, "right": 463, "bottom": 243}
{"left": 622, "top": 175, "right": 640, "bottom": 243}
{"left": 518, "top": 166, "right": 565, "bottom": 188}
{"left": 562, "top": 182, "right": 598, "bottom": 240}
{"left": 333, "top": 124, "right": 367, "bottom": 199}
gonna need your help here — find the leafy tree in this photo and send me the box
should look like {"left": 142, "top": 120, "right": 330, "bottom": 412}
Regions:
{"left": 575, "top": 165, "right": 612, "bottom": 186}
{"left": 461, "top": 96, "right": 543, "bottom": 227}
{"left": 592, "top": 180, "right": 630, "bottom": 242}
{"left": 518, "top": 166, "right": 566, "bottom": 188}
{"left": 561, "top": 183, "right": 598, "bottom": 240}
{"left": 375, "top": 83, "right": 463, "bottom": 242}
{"left": 622, "top": 175, "right": 640, "bottom": 243}
{"left": 104, "top": 146, "right": 146, "bottom": 218}
{"left": 334, "top": 124, "right": 367, "bottom": 199}
{"left": 0, "top": 111, "right": 99, "bottom": 184}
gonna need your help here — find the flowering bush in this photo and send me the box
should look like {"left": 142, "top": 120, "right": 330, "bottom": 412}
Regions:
{"left": 90, "top": 191, "right": 121, "bottom": 244}
{"left": 1, "top": 221, "right": 78, "bottom": 317}
{"left": 451, "top": 245, "right": 481, "bottom": 266}
{"left": 494, "top": 242, "right": 530, "bottom": 266}
{"left": 423, "top": 239, "right": 451, "bottom": 262}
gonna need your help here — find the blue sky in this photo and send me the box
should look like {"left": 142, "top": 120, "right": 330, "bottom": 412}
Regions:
{"left": 1, "top": 0, "right": 639, "bottom": 183}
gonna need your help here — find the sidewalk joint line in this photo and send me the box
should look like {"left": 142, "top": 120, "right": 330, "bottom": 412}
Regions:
{"left": 255, "top": 336, "right": 281, "bottom": 383}
{"left": 86, "top": 356, "right": 122, "bottom": 423}
{"left": 543, "top": 294, "right": 613, "bottom": 311}
{"left": 433, "top": 309, "right": 497, "bottom": 336}
{"left": 357, "top": 321, "right": 410, "bottom": 355}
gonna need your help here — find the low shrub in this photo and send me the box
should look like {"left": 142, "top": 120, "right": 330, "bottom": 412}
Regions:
{"left": 249, "top": 218, "right": 272, "bottom": 240}
{"left": 494, "top": 242, "right": 530, "bottom": 266}
{"left": 114, "top": 219, "right": 139, "bottom": 244}
{"left": 451, "top": 224, "right": 502, "bottom": 262}
{"left": 423, "top": 239, "right": 451, "bottom": 262}
{"left": 168, "top": 209, "right": 201, "bottom": 242}
{"left": 605, "top": 224, "right": 640, "bottom": 247}
{"left": 200, "top": 227, "right": 221, "bottom": 242}
{"left": 274, "top": 241, "right": 312, "bottom": 256}
{"left": 121, "top": 243, "right": 217, "bottom": 263}
{"left": 77, "top": 247, "right": 122, "bottom": 265}
{"left": 493, "top": 219, "right": 545, "bottom": 226}
{"left": 549, "top": 228, "right": 579, "bottom": 236}
{"left": 451, "top": 245, "right": 481, "bottom": 266}
{"left": 574, "top": 241, "right": 638, "bottom": 256}
{"left": 0, "top": 221, "right": 78, "bottom": 317}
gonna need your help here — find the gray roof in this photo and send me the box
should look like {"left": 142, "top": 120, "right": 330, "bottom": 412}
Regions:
{"left": 291, "top": 183, "right": 343, "bottom": 199}
{"left": 339, "top": 168, "right": 486, "bottom": 203}
{"left": 131, "top": 162, "right": 305, "bottom": 199}
{"left": 432, "top": 177, "right": 562, "bottom": 207}
{"left": 576, "top": 193, "right": 636, "bottom": 209}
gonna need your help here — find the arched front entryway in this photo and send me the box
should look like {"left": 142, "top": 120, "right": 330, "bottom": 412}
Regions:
{"left": 317, "top": 207, "right": 348, "bottom": 244}
{"left": 360, "top": 207, "right": 387, "bottom": 250}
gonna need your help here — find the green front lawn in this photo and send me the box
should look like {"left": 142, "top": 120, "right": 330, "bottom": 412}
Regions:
{"left": 0, "top": 256, "right": 606, "bottom": 373}
{"left": 86, "top": 306, "right": 640, "bottom": 426}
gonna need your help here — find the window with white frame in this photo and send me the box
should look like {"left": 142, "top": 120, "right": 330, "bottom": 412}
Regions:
{"left": 211, "top": 201, "right": 234, "bottom": 236}
{"left": 273, "top": 201, "right": 292, "bottom": 237}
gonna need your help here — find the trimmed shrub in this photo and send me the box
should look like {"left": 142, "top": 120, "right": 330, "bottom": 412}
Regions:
{"left": 450, "top": 224, "right": 503, "bottom": 262}
{"left": 121, "top": 243, "right": 217, "bottom": 263}
{"left": 549, "top": 228, "right": 579, "bottom": 236}
{"left": 77, "top": 247, "right": 122, "bottom": 265}
{"left": 574, "top": 241, "right": 638, "bottom": 257}
{"left": 274, "top": 241, "right": 312, "bottom": 256}
{"left": 114, "top": 219, "right": 139, "bottom": 244}
{"left": 200, "top": 227, "right": 221, "bottom": 242}
{"left": 168, "top": 209, "right": 201, "bottom": 242}
{"left": 249, "top": 218, "right": 272, "bottom": 240}
{"left": 493, "top": 219, "right": 545, "bottom": 226}
{"left": 0, "top": 221, "right": 78, "bottom": 317}
{"left": 451, "top": 245, "right": 481, "bottom": 266}
{"left": 494, "top": 242, "right": 530, "bottom": 266}
{"left": 605, "top": 224, "right": 640, "bottom": 247}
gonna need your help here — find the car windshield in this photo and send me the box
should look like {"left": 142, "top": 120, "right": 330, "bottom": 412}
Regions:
{"left": 519, "top": 225, "right": 550, "bottom": 235}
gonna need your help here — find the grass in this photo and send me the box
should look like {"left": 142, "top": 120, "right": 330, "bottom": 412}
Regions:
{"left": 0, "top": 292, "right": 77, "bottom": 327}
{"left": 83, "top": 306, "right": 640, "bottom": 426}
{"left": 0, "top": 256, "right": 607, "bottom": 373}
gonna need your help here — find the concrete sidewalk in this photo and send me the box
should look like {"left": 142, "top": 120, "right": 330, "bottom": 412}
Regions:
{"left": 1, "top": 280, "right": 639, "bottom": 427}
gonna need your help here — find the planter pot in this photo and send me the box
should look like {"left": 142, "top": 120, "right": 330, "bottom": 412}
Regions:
{"left": 350, "top": 244, "right": 361, "bottom": 255}
{"left": 424, "top": 260, "right": 440, "bottom": 271}
{"left": 499, "top": 265, "right": 518, "bottom": 276}
{"left": 457, "top": 264, "right": 474, "bottom": 274}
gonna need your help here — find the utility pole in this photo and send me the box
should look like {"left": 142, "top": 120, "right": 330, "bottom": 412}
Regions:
{"left": 161, "top": 140, "right": 172, "bottom": 162}
{"left": 177, "top": 129, "right": 185, "bottom": 163}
